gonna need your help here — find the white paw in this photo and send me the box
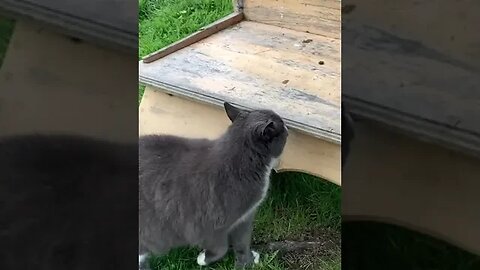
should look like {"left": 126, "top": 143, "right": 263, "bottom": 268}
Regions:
{"left": 197, "top": 250, "right": 207, "bottom": 266}
{"left": 251, "top": 250, "right": 260, "bottom": 264}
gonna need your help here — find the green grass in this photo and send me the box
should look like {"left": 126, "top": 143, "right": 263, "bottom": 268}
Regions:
{"left": 0, "top": 17, "right": 14, "bottom": 67}
{"left": 254, "top": 172, "right": 340, "bottom": 242}
{"left": 139, "top": 0, "right": 233, "bottom": 58}
{"left": 138, "top": 0, "right": 234, "bottom": 102}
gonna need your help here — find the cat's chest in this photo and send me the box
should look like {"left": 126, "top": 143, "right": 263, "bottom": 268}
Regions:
{"left": 257, "top": 157, "right": 278, "bottom": 202}
{"left": 230, "top": 157, "right": 278, "bottom": 228}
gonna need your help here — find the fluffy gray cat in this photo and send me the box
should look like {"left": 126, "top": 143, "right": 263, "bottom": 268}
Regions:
{"left": 139, "top": 102, "right": 288, "bottom": 269}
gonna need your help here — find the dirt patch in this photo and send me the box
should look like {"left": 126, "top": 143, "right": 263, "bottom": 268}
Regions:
{"left": 255, "top": 228, "right": 340, "bottom": 269}
{"left": 282, "top": 243, "right": 340, "bottom": 269}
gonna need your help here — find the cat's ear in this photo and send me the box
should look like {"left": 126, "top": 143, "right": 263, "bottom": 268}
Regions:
{"left": 224, "top": 102, "right": 245, "bottom": 122}
{"left": 261, "top": 121, "right": 276, "bottom": 140}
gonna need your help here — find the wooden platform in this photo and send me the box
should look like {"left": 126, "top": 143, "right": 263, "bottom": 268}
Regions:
{"left": 139, "top": 0, "right": 341, "bottom": 184}
{"left": 140, "top": 20, "right": 340, "bottom": 144}
{"left": 139, "top": 86, "right": 341, "bottom": 185}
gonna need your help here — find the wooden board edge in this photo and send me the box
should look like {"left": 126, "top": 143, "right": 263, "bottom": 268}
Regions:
{"left": 343, "top": 95, "right": 480, "bottom": 159}
{"left": 139, "top": 77, "right": 342, "bottom": 144}
{"left": 142, "top": 12, "right": 244, "bottom": 63}
{"left": 0, "top": 3, "right": 137, "bottom": 54}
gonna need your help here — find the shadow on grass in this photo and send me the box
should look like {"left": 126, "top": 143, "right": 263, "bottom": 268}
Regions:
{"left": 343, "top": 221, "right": 480, "bottom": 270}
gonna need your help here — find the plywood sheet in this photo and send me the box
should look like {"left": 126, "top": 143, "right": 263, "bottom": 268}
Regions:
{"left": 139, "top": 86, "right": 341, "bottom": 185}
{"left": 243, "top": 0, "right": 340, "bottom": 39}
{"left": 140, "top": 21, "right": 341, "bottom": 144}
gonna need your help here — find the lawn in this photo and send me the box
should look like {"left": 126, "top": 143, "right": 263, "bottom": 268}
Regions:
{"left": 138, "top": 0, "right": 233, "bottom": 102}
{"left": 138, "top": 0, "right": 341, "bottom": 269}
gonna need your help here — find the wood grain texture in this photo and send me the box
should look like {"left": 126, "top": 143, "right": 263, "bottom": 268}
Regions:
{"left": 139, "top": 86, "right": 340, "bottom": 185}
{"left": 343, "top": 0, "right": 480, "bottom": 70}
{"left": 0, "top": 22, "right": 138, "bottom": 143}
{"left": 343, "top": 121, "right": 480, "bottom": 255}
{"left": 243, "top": 0, "right": 340, "bottom": 39}
{"left": 343, "top": 20, "right": 480, "bottom": 157}
{"left": 143, "top": 12, "right": 244, "bottom": 63}
{"left": 140, "top": 21, "right": 341, "bottom": 144}
{"left": 342, "top": 0, "right": 480, "bottom": 157}
{"left": 0, "top": 0, "right": 137, "bottom": 53}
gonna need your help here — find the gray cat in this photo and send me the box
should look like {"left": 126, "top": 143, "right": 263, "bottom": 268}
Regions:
{"left": 139, "top": 102, "right": 288, "bottom": 269}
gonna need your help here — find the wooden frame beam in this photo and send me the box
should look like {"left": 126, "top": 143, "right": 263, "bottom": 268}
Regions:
{"left": 142, "top": 12, "right": 244, "bottom": 63}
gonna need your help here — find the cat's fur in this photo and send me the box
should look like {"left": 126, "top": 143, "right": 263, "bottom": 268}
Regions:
{"left": 0, "top": 135, "right": 138, "bottom": 270}
{"left": 139, "top": 102, "right": 288, "bottom": 268}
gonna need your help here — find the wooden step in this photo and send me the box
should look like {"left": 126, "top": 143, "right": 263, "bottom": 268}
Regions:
{"left": 139, "top": 20, "right": 341, "bottom": 144}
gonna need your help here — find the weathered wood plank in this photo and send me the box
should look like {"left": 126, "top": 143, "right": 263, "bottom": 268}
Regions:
{"left": 142, "top": 12, "right": 244, "bottom": 63}
{"left": 0, "top": 0, "right": 137, "bottom": 53}
{"left": 140, "top": 21, "right": 341, "bottom": 144}
{"left": 343, "top": 121, "right": 480, "bottom": 255}
{"left": 243, "top": 0, "right": 341, "bottom": 39}
{"left": 139, "top": 86, "right": 341, "bottom": 185}
{"left": 342, "top": 20, "right": 480, "bottom": 158}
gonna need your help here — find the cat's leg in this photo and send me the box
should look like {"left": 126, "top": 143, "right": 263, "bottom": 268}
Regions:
{"left": 228, "top": 214, "right": 259, "bottom": 268}
{"left": 197, "top": 233, "right": 229, "bottom": 266}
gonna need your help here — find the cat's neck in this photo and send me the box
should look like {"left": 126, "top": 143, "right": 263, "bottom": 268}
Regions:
{"left": 214, "top": 132, "right": 271, "bottom": 169}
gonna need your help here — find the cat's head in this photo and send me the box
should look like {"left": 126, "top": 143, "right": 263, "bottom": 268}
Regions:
{"left": 224, "top": 102, "right": 288, "bottom": 158}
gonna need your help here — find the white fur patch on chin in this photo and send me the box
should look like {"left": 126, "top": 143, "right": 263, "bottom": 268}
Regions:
{"left": 252, "top": 250, "right": 260, "bottom": 264}
{"left": 197, "top": 250, "right": 207, "bottom": 266}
